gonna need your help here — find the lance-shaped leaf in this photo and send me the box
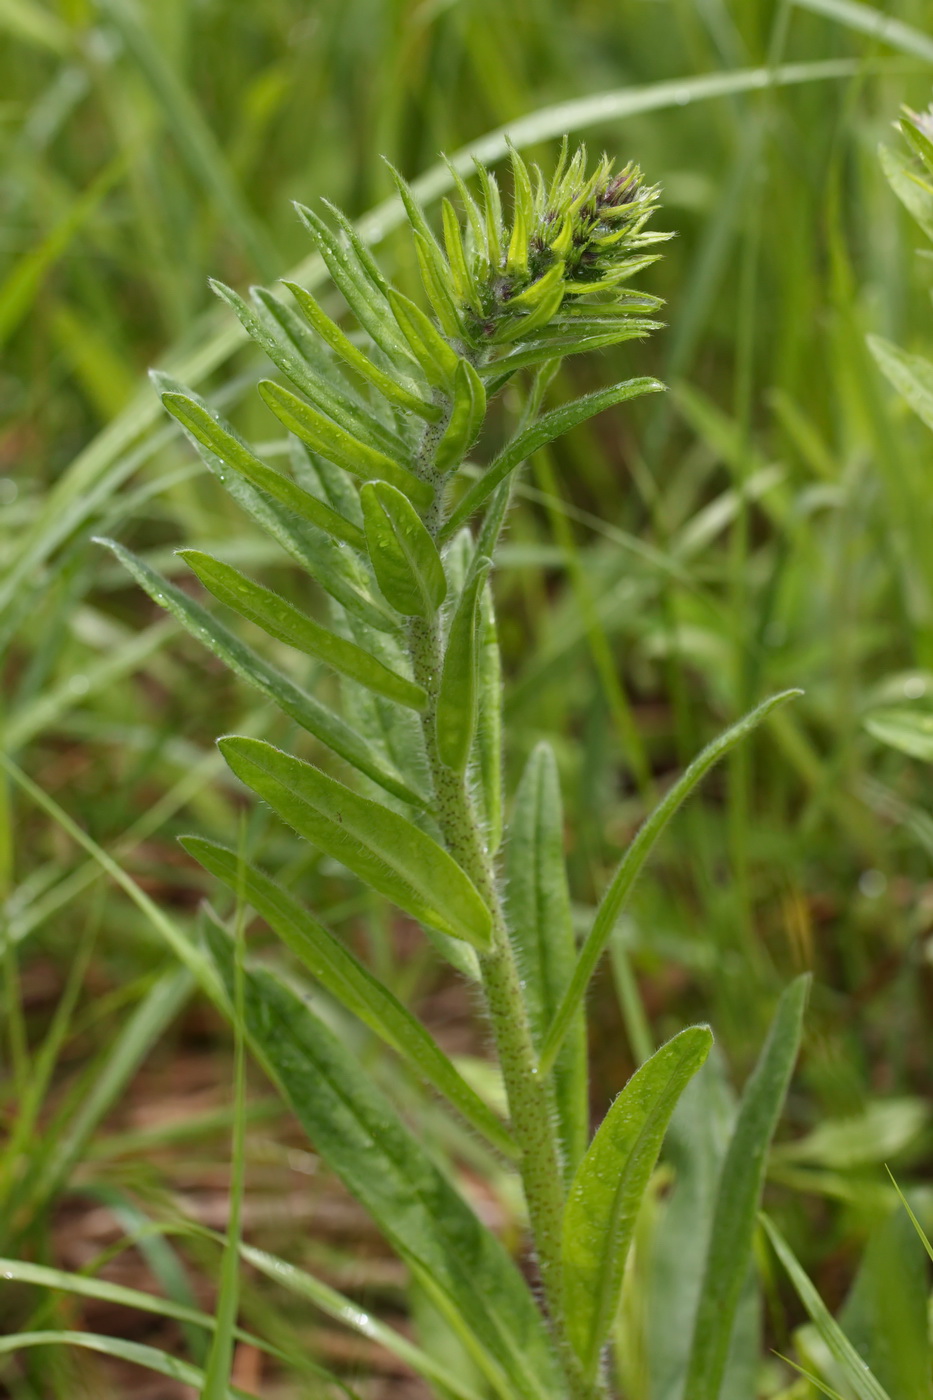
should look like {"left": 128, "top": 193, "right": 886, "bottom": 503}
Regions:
{"left": 161, "top": 392, "right": 365, "bottom": 551}
{"left": 282, "top": 279, "right": 438, "bottom": 422}
{"left": 361, "top": 480, "right": 447, "bottom": 618}
{"left": 98, "top": 540, "right": 421, "bottom": 807}
{"left": 219, "top": 737, "right": 491, "bottom": 948}
{"left": 506, "top": 144, "right": 534, "bottom": 278}
{"left": 153, "top": 374, "right": 395, "bottom": 634}
{"left": 413, "top": 230, "right": 463, "bottom": 340}
{"left": 293, "top": 203, "right": 415, "bottom": 368}
{"left": 683, "top": 975, "right": 811, "bottom": 1400}
{"left": 182, "top": 836, "right": 514, "bottom": 1158}
{"left": 178, "top": 550, "right": 426, "bottom": 710}
{"left": 474, "top": 581, "right": 503, "bottom": 851}
{"left": 387, "top": 287, "right": 460, "bottom": 391}
{"left": 442, "top": 378, "right": 664, "bottom": 539}
{"left": 563, "top": 1026, "right": 713, "bottom": 1379}
{"left": 481, "top": 325, "right": 664, "bottom": 396}
{"left": 506, "top": 743, "right": 586, "bottom": 1177}
{"left": 209, "top": 279, "right": 405, "bottom": 459}
{"left": 436, "top": 558, "right": 491, "bottom": 773}
{"left": 539, "top": 690, "right": 802, "bottom": 1077}
{"left": 259, "top": 378, "right": 433, "bottom": 507}
{"left": 442, "top": 197, "right": 480, "bottom": 311}
{"left": 206, "top": 930, "right": 563, "bottom": 1400}
{"left": 435, "top": 360, "right": 487, "bottom": 474}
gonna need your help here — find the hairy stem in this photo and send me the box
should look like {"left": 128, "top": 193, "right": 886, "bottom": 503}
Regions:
{"left": 407, "top": 607, "right": 590, "bottom": 1398}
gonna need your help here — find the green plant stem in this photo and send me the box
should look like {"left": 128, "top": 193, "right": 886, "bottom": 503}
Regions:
{"left": 406, "top": 607, "right": 591, "bottom": 1399}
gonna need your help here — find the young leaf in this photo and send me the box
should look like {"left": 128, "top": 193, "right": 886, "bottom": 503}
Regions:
{"left": 282, "top": 278, "right": 438, "bottom": 422}
{"left": 361, "top": 480, "right": 447, "bottom": 618}
{"left": 442, "top": 196, "right": 480, "bottom": 310}
{"left": 761, "top": 1217, "right": 893, "bottom": 1400}
{"left": 506, "top": 145, "right": 533, "bottom": 278}
{"left": 683, "top": 975, "right": 811, "bottom": 1400}
{"left": 218, "top": 736, "right": 492, "bottom": 948}
{"left": 292, "top": 202, "right": 416, "bottom": 367}
{"left": 435, "top": 359, "right": 487, "bottom": 474}
{"left": 178, "top": 549, "right": 426, "bottom": 710}
{"left": 562, "top": 1026, "right": 713, "bottom": 1379}
{"left": 153, "top": 374, "right": 396, "bottom": 633}
{"left": 539, "top": 690, "right": 802, "bottom": 1077}
{"left": 206, "top": 929, "right": 563, "bottom": 1400}
{"left": 506, "top": 743, "right": 586, "bottom": 1178}
{"left": 413, "top": 230, "right": 463, "bottom": 340}
{"left": 259, "top": 378, "right": 433, "bottom": 507}
{"left": 209, "top": 279, "right": 405, "bottom": 459}
{"left": 436, "top": 558, "right": 491, "bottom": 773}
{"left": 441, "top": 377, "right": 665, "bottom": 539}
{"left": 98, "top": 540, "right": 421, "bottom": 807}
{"left": 182, "top": 836, "right": 515, "bottom": 1157}
{"left": 474, "top": 581, "right": 503, "bottom": 852}
{"left": 386, "top": 286, "right": 460, "bottom": 390}
{"left": 161, "top": 391, "right": 365, "bottom": 550}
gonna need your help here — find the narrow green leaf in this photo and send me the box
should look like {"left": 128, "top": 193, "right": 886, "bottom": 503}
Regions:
{"left": 442, "top": 378, "right": 665, "bottom": 540}
{"left": 0, "top": 1332, "right": 255, "bottom": 1399}
{"left": 207, "top": 930, "right": 563, "bottom": 1400}
{"left": 563, "top": 1026, "right": 714, "bottom": 1378}
{"left": 153, "top": 374, "right": 395, "bottom": 633}
{"left": 161, "top": 391, "right": 365, "bottom": 550}
{"left": 475, "top": 581, "right": 503, "bottom": 852}
{"left": 506, "top": 145, "right": 533, "bottom": 277}
{"left": 413, "top": 230, "right": 464, "bottom": 340}
{"left": 182, "top": 836, "right": 515, "bottom": 1157}
{"left": 436, "top": 559, "right": 490, "bottom": 773}
{"left": 387, "top": 286, "right": 461, "bottom": 390}
{"left": 0, "top": 1257, "right": 335, "bottom": 1387}
{"left": 435, "top": 359, "right": 487, "bottom": 474}
{"left": 761, "top": 1216, "right": 894, "bottom": 1400}
{"left": 684, "top": 975, "right": 811, "bottom": 1400}
{"left": 539, "top": 691, "right": 802, "bottom": 1076}
{"left": 179, "top": 550, "right": 426, "bottom": 710}
{"left": 442, "top": 196, "right": 479, "bottom": 309}
{"left": 99, "top": 540, "right": 421, "bottom": 806}
{"left": 259, "top": 377, "right": 433, "bottom": 507}
{"left": 506, "top": 743, "right": 586, "bottom": 1178}
{"left": 293, "top": 202, "right": 415, "bottom": 367}
{"left": 210, "top": 279, "right": 406, "bottom": 459}
{"left": 239, "top": 1243, "right": 487, "bottom": 1400}
{"left": 219, "top": 737, "right": 491, "bottom": 948}
{"left": 839, "top": 1205, "right": 931, "bottom": 1400}
{"left": 867, "top": 333, "right": 933, "bottom": 433}
{"left": 361, "top": 480, "right": 447, "bottom": 618}
{"left": 282, "top": 279, "right": 438, "bottom": 422}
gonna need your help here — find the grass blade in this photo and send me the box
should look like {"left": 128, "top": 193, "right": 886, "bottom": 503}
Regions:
{"left": 539, "top": 690, "right": 802, "bottom": 1075}
{"left": 683, "top": 975, "right": 811, "bottom": 1400}
{"left": 761, "top": 1216, "right": 894, "bottom": 1400}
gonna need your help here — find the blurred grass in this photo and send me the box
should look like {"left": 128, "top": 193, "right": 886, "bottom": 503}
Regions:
{"left": 3, "top": 0, "right": 933, "bottom": 1394}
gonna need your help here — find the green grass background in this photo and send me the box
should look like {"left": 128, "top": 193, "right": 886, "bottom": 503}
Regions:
{"left": 2, "top": 0, "right": 933, "bottom": 1394}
